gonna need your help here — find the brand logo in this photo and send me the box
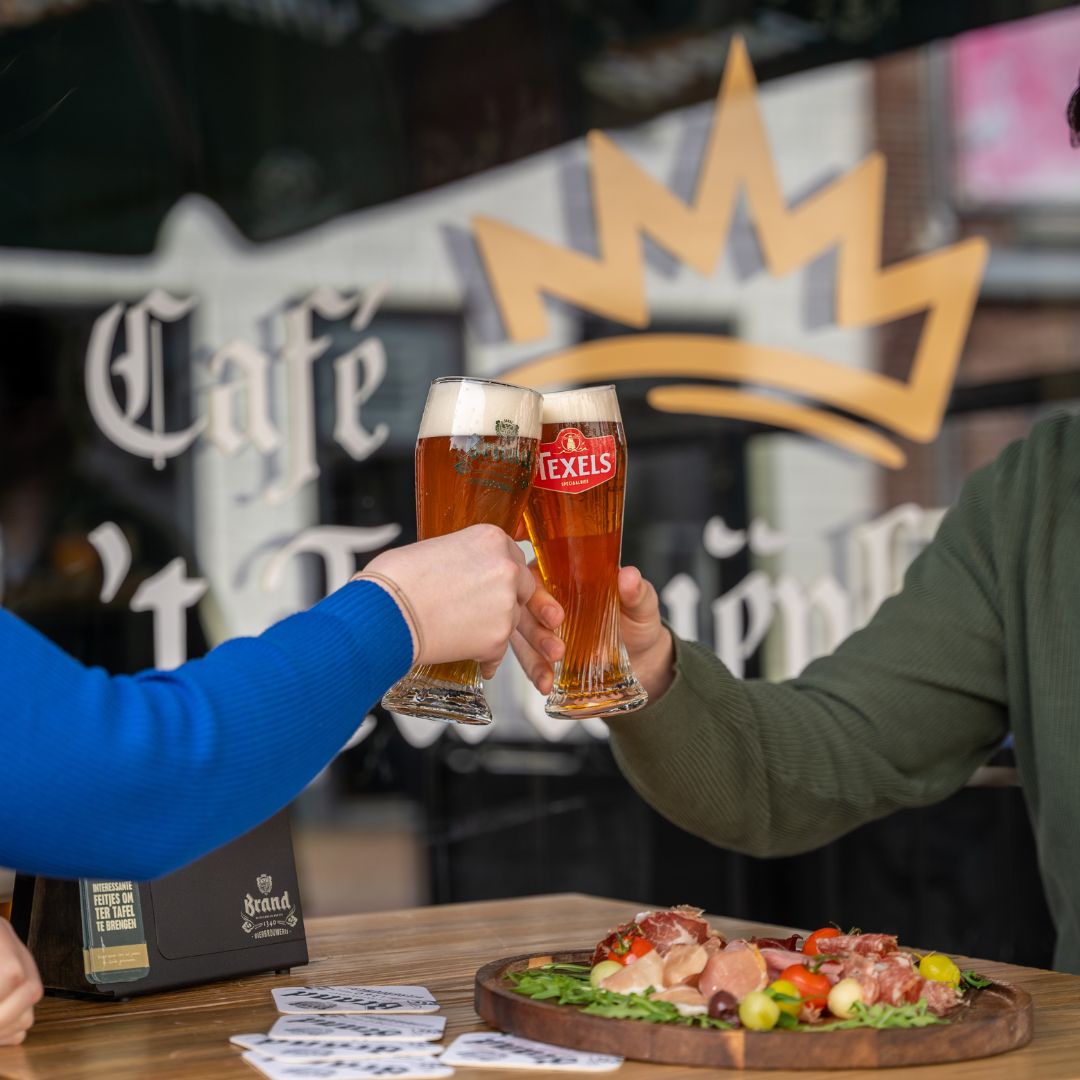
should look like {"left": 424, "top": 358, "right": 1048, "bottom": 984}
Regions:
{"left": 473, "top": 36, "right": 988, "bottom": 469}
{"left": 241, "top": 873, "right": 299, "bottom": 939}
{"left": 534, "top": 427, "right": 616, "bottom": 493}
{"left": 452, "top": 418, "right": 535, "bottom": 493}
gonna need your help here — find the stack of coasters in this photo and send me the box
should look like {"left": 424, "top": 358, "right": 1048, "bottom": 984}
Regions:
{"left": 230, "top": 984, "right": 624, "bottom": 1077}
{"left": 235, "top": 986, "right": 450, "bottom": 1079}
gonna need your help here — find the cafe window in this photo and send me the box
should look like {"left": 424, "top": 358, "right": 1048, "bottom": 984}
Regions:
{"left": 1, "top": 0, "right": 1075, "bottom": 975}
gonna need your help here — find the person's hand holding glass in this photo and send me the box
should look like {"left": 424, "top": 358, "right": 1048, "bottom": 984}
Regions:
{"left": 521, "top": 385, "right": 648, "bottom": 719}
{"left": 382, "top": 377, "right": 542, "bottom": 725}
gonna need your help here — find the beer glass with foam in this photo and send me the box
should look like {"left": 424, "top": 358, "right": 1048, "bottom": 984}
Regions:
{"left": 382, "top": 377, "right": 542, "bottom": 725}
{"left": 524, "top": 385, "right": 648, "bottom": 719}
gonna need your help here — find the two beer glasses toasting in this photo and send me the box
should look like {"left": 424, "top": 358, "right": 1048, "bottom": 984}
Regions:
{"left": 382, "top": 377, "right": 647, "bottom": 725}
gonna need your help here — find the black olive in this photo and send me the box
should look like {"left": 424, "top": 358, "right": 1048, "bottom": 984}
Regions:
{"left": 708, "top": 989, "right": 740, "bottom": 1023}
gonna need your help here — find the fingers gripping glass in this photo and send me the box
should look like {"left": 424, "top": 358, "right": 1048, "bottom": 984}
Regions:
{"left": 524, "top": 385, "right": 647, "bottom": 719}
{"left": 382, "top": 377, "right": 542, "bottom": 725}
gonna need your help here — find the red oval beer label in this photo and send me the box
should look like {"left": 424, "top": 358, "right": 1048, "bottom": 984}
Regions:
{"left": 533, "top": 427, "right": 616, "bottom": 494}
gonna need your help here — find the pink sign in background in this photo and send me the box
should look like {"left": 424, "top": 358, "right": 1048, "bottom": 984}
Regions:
{"left": 951, "top": 6, "right": 1080, "bottom": 206}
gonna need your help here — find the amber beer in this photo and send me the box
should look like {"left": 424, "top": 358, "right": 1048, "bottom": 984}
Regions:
{"left": 382, "top": 377, "right": 541, "bottom": 725}
{"left": 524, "top": 385, "right": 647, "bottom": 718}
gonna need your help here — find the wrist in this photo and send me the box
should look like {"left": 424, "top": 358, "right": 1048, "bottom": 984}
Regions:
{"left": 351, "top": 571, "right": 423, "bottom": 665}
{"left": 632, "top": 627, "right": 676, "bottom": 703}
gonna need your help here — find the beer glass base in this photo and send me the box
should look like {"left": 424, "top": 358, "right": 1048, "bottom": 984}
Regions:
{"left": 544, "top": 677, "right": 648, "bottom": 720}
{"left": 382, "top": 678, "right": 494, "bottom": 726}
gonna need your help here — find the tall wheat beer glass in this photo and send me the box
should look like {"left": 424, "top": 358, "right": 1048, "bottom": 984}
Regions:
{"left": 382, "top": 377, "right": 542, "bottom": 725}
{"left": 524, "top": 385, "right": 647, "bottom": 719}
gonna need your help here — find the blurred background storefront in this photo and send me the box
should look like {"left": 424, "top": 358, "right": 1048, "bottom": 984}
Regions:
{"left": 2, "top": 0, "right": 1078, "bottom": 966}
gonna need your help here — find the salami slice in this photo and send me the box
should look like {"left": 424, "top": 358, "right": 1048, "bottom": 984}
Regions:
{"left": 817, "top": 933, "right": 898, "bottom": 958}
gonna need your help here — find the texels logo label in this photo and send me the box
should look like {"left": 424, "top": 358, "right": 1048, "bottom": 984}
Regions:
{"left": 534, "top": 428, "right": 616, "bottom": 494}
{"left": 241, "top": 872, "right": 299, "bottom": 939}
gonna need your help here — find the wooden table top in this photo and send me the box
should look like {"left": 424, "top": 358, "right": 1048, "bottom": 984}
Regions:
{"left": 0, "top": 893, "right": 1077, "bottom": 1080}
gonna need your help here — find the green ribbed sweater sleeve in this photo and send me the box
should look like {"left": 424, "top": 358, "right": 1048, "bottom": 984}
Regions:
{"left": 607, "top": 443, "right": 1011, "bottom": 858}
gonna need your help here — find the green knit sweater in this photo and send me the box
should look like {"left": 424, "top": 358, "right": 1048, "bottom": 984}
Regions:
{"left": 607, "top": 413, "right": 1080, "bottom": 972}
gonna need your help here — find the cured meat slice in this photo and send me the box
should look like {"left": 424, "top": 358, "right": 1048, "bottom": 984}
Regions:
{"left": 662, "top": 943, "right": 709, "bottom": 987}
{"left": 637, "top": 906, "right": 713, "bottom": 956}
{"left": 651, "top": 986, "right": 708, "bottom": 1016}
{"left": 757, "top": 947, "right": 807, "bottom": 981}
{"left": 835, "top": 954, "right": 880, "bottom": 1006}
{"left": 599, "top": 949, "right": 665, "bottom": 996}
{"left": 750, "top": 934, "right": 803, "bottom": 952}
{"left": 875, "top": 964, "right": 923, "bottom": 1006}
{"left": 920, "top": 979, "right": 962, "bottom": 1016}
{"left": 702, "top": 935, "right": 726, "bottom": 956}
{"left": 816, "top": 933, "right": 898, "bottom": 958}
{"left": 698, "top": 944, "right": 768, "bottom": 1002}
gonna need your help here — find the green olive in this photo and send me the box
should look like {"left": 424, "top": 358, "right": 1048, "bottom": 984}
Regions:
{"left": 826, "top": 977, "right": 864, "bottom": 1019}
{"left": 738, "top": 990, "right": 780, "bottom": 1031}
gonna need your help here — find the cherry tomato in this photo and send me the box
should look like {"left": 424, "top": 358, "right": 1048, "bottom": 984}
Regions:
{"left": 605, "top": 933, "right": 654, "bottom": 965}
{"left": 780, "top": 963, "right": 832, "bottom": 1009}
{"left": 803, "top": 928, "right": 841, "bottom": 956}
{"left": 626, "top": 937, "right": 654, "bottom": 962}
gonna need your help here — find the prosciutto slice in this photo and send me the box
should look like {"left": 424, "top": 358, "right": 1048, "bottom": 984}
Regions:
{"left": 698, "top": 944, "right": 768, "bottom": 1002}
{"left": 599, "top": 949, "right": 665, "bottom": 996}
{"left": 661, "top": 943, "right": 709, "bottom": 986}
{"left": 636, "top": 906, "right": 715, "bottom": 956}
{"left": 757, "top": 946, "right": 808, "bottom": 981}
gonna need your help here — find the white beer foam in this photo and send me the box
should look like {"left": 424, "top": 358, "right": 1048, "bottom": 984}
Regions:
{"left": 541, "top": 385, "right": 622, "bottom": 425}
{"left": 419, "top": 378, "right": 542, "bottom": 439}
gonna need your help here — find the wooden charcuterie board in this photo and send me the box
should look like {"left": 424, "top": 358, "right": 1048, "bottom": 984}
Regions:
{"left": 474, "top": 951, "right": 1033, "bottom": 1070}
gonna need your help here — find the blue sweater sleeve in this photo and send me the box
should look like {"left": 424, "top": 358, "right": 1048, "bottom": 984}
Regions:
{"left": 0, "top": 579, "right": 413, "bottom": 881}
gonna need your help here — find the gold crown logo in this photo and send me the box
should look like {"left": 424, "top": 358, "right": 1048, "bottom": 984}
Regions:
{"left": 472, "top": 37, "right": 988, "bottom": 468}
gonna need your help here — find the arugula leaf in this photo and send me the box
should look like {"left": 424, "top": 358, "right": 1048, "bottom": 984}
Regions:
{"left": 506, "top": 964, "right": 731, "bottom": 1029}
{"left": 806, "top": 1000, "right": 944, "bottom": 1031}
{"left": 960, "top": 970, "right": 992, "bottom": 990}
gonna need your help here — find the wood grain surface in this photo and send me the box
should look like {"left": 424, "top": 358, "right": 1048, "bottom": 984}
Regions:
{"left": 0, "top": 894, "right": 1077, "bottom": 1080}
{"left": 476, "top": 951, "right": 1032, "bottom": 1070}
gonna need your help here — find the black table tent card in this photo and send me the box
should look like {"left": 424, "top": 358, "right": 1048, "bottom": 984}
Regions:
{"left": 12, "top": 811, "right": 307, "bottom": 998}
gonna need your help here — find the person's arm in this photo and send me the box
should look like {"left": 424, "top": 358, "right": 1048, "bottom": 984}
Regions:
{"left": 515, "top": 452, "right": 1011, "bottom": 858}
{"left": 0, "top": 524, "right": 533, "bottom": 881}
{"left": 610, "top": 456, "right": 1010, "bottom": 857}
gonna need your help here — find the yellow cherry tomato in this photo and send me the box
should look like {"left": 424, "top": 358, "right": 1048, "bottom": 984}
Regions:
{"left": 739, "top": 990, "right": 780, "bottom": 1031}
{"left": 767, "top": 978, "right": 802, "bottom": 1017}
{"left": 919, "top": 953, "right": 961, "bottom": 987}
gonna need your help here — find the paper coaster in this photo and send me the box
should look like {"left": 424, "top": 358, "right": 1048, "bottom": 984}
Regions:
{"left": 440, "top": 1033, "right": 623, "bottom": 1071}
{"left": 272, "top": 987, "right": 439, "bottom": 1015}
{"left": 269, "top": 1015, "right": 447, "bottom": 1043}
{"left": 231, "top": 1035, "right": 443, "bottom": 1061}
{"left": 242, "top": 1050, "right": 453, "bottom": 1079}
